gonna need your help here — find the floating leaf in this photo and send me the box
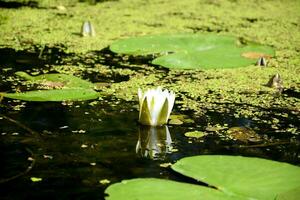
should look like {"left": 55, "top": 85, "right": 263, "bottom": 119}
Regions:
{"left": 105, "top": 155, "right": 300, "bottom": 200}
{"left": 15, "top": 71, "right": 95, "bottom": 89}
{"left": 2, "top": 72, "right": 99, "bottom": 101}
{"left": 172, "top": 155, "right": 300, "bottom": 200}
{"left": 30, "top": 177, "right": 42, "bottom": 182}
{"left": 184, "top": 131, "right": 206, "bottom": 138}
{"left": 105, "top": 178, "right": 240, "bottom": 200}
{"left": 110, "top": 34, "right": 274, "bottom": 69}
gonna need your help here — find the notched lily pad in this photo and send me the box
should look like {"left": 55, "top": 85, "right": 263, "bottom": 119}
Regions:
{"left": 110, "top": 34, "right": 275, "bottom": 69}
{"left": 2, "top": 72, "right": 99, "bottom": 101}
{"left": 184, "top": 131, "right": 206, "bottom": 138}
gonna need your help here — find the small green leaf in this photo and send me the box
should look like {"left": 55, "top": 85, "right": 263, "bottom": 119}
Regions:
{"left": 184, "top": 131, "right": 206, "bottom": 138}
{"left": 30, "top": 177, "right": 42, "bottom": 182}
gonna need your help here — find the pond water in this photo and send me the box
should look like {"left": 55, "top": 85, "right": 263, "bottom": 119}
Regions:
{"left": 0, "top": 47, "right": 299, "bottom": 200}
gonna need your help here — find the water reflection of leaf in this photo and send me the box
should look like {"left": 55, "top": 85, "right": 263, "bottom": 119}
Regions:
{"left": 136, "top": 125, "right": 173, "bottom": 160}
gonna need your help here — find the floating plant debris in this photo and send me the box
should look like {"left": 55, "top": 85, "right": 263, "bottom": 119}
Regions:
{"left": 226, "top": 127, "right": 262, "bottom": 144}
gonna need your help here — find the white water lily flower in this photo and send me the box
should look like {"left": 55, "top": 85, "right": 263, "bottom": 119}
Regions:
{"left": 138, "top": 87, "right": 175, "bottom": 126}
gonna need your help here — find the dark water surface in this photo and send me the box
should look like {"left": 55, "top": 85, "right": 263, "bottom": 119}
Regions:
{"left": 0, "top": 47, "right": 299, "bottom": 200}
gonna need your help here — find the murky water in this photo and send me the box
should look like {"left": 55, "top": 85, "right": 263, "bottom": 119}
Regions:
{"left": 0, "top": 47, "right": 299, "bottom": 199}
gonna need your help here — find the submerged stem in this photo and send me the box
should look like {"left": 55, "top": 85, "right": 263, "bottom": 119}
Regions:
{"left": 238, "top": 141, "right": 291, "bottom": 148}
{"left": 0, "top": 147, "right": 36, "bottom": 184}
{"left": 0, "top": 114, "right": 39, "bottom": 136}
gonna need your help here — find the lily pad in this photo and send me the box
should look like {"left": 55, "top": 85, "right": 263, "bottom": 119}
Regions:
{"left": 2, "top": 72, "right": 99, "bottom": 101}
{"left": 4, "top": 89, "right": 98, "bottom": 101}
{"left": 105, "top": 155, "right": 300, "bottom": 200}
{"left": 14, "top": 71, "right": 95, "bottom": 89}
{"left": 172, "top": 156, "right": 300, "bottom": 200}
{"left": 184, "top": 131, "right": 206, "bottom": 138}
{"left": 110, "top": 34, "right": 274, "bottom": 69}
{"left": 105, "top": 178, "right": 241, "bottom": 200}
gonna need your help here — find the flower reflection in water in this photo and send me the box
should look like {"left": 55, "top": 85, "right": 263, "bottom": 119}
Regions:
{"left": 136, "top": 125, "right": 173, "bottom": 160}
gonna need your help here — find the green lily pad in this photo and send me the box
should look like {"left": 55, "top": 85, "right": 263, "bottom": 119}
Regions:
{"left": 4, "top": 89, "right": 98, "bottom": 101}
{"left": 105, "top": 155, "right": 300, "bottom": 200}
{"left": 30, "top": 177, "right": 43, "bottom": 182}
{"left": 172, "top": 155, "right": 300, "bottom": 200}
{"left": 14, "top": 71, "right": 95, "bottom": 89}
{"left": 2, "top": 72, "right": 99, "bottom": 101}
{"left": 110, "top": 34, "right": 274, "bottom": 69}
{"left": 105, "top": 178, "right": 242, "bottom": 200}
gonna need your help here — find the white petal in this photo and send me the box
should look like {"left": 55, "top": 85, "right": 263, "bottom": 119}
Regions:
{"left": 138, "top": 88, "right": 144, "bottom": 106}
{"left": 166, "top": 92, "right": 175, "bottom": 119}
